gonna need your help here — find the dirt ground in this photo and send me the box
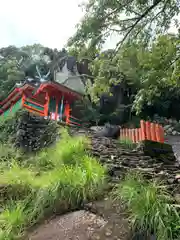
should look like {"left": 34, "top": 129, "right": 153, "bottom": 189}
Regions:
{"left": 28, "top": 198, "right": 130, "bottom": 240}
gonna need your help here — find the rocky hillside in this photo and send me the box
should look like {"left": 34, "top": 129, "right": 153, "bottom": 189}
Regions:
{"left": 70, "top": 127, "right": 180, "bottom": 197}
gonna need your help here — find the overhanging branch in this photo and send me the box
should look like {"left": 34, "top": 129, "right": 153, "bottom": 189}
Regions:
{"left": 113, "top": 0, "right": 163, "bottom": 55}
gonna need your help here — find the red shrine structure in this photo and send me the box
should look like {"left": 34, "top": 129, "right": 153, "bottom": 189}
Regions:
{"left": 0, "top": 81, "right": 85, "bottom": 127}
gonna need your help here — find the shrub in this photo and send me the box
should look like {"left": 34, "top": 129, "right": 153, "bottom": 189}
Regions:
{"left": 0, "top": 144, "right": 23, "bottom": 166}
{"left": 0, "top": 160, "right": 106, "bottom": 238}
{"left": 0, "top": 132, "right": 106, "bottom": 238}
{"left": 113, "top": 172, "right": 180, "bottom": 240}
{"left": 0, "top": 162, "right": 37, "bottom": 202}
{"left": 0, "top": 201, "right": 27, "bottom": 239}
{"left": 0, "top": 111, "right": 18, "bottom": 144}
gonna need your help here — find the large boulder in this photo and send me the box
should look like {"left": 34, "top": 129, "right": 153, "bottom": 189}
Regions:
{"left": 137, "top": 140, "right": 176, "bottom": 162}
{"left": 94, "top": 124, "right": 120, "bottom": 139}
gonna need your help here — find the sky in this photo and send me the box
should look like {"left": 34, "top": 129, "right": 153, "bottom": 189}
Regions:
{"left": 0, "top": 0, "right": 124, "bottom": 50}
{"left": 0, "top": 0, "right": 84, "bottom": 48}
{"left": 0, "top": 0, "right": 178, "bottom": 50}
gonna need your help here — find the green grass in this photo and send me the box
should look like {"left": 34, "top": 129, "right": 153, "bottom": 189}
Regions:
{"left": 113, "top": 172, "right": 180, "bottom": 240}
{"left": 118, "top": 137, "right": 136, "bottom": 149}
{"left": 0, "top": 129, "right": 106, "bottom": 239}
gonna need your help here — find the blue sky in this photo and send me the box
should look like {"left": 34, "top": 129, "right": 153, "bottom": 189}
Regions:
{"left": 0, "top": 0, "right": 178, "bottom": 50}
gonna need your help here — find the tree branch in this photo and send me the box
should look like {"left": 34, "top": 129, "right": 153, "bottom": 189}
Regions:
{"left": 114, "top": 0, "right": 163, "bottom": 54}
{"left": 150, "top": 0, "right": 169, "bottom": 23}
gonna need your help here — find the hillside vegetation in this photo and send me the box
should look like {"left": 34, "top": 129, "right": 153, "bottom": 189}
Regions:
{"left": 1, "top": 3, "right": 180, "bottom": 121}
{"left": 0, "top": 129, "right": 106, "bottom": 239}
{"left": 0, "top": 1, "right": 180, "bottom": 239}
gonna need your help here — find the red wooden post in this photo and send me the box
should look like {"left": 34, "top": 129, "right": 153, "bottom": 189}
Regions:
{"left": 125, "top": 129, "right": 128, "bottom": 140}
{"left": 135, "top": 128, "right": 139, "bottom": 143}
{"left": 55, "top": 97, "right": 59, "bottom": 121}
{"left": 64, "top": 102, "right": 70, "bottom": 125}
{"left": 140, "top": 120, "right": 146, "bottom": 140}
{"left": 129, "top": 129, "right": 133, "bottom": 142}
{"left": 122, "top": 128, "right": 125, "bottom": 140}
{"left": 150, "top": 123, "right": 157, "bottom": 141}
{"left": 159, "top": 125, "right": 164, "bottom": 143}
{"left": 22, "top": 94, "right": 25, "bottom": 106}
{"left": 123, "top": 128, "right": 126, "bottom": 139}
{"left": 138, "top": 128, "right": 142, "bottom": 141}
{"left": 132, "top": 129, "right": 136, "bottom": 143}
{"left": 155, "top": 124, "right": 161, "bottom": 143}
{"left": 120, "top": 129, "right": 123, "bottom": 140}
{"left": 145, "top": 121, "right": 151, "bottom": 140}
{"left": 44, "top": 92, "right": 49, "bottom": 117}
{"left": 127, "top": 129, "right": 130, "bottom": 140}
{"left": 125, "top": 128, "right": 128, "bottom": 138}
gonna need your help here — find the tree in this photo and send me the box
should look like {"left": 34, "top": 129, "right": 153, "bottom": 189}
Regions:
{"left": 132, "top": 33, "right": 180, "bottom": 115}
{"left": 0, "top": 44, "right": 49, "bottom": 100}
{"left": 68, "top": 0, "right": 180, "bottom": 51}
{"left": 0, "top": 56, "right": 25, "bottom": 100}
{"left": 85, "top": 33, "right": 180, "bottom": 117}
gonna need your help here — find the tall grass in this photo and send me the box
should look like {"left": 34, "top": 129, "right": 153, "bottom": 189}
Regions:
{"left": 113, "top": 172, "right": 180, "bottom": 240}
{"left": 0, "top": 129, "right": 106, "bottom": 239}
{"left": 118, "top": 137, "right": 136, "bottom": 149}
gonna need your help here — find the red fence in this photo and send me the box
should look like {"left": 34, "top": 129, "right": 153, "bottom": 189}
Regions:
{"left": 120, "top": 120, "right": 164, "bottom": 143}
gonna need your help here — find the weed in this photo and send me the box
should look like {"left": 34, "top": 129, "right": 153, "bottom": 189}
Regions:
{"left": 0, "top": 201, "right": 27, "bottom": 238}
{"left": 0, "top": 130, "right": 106, "bottom": 238}
{"left": 113, "top": 172, "right": 180, "bottom": 240}
{"left": 118, "top": 137, "right": 136, "bottom": 149}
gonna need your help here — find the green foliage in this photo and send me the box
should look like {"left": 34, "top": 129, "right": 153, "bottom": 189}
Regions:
{"left": 0, "top": 44, "right": 44, "bottom": 101}
{"left": 118, "top": 138, "right": 136, "bottom": 149}
{"left": 68, "top": 0, "right": 180, "bottom": 49}
{"left": 132, "top": 34, "right": 180, "bottom": 114}
{"left": 0, "top": 130, "right": 106, "bottom": 238}
{"left": 68, "top": 44, "right": 100, "bottom": 61}
{"left": 0, "top": 57, "right": 25, "bottom": 100}
{"left": 66, "top": 0, "right": 180, "bottom": 119}
{"left": 0, "top": 111, "right": 19, "bottom": 144}
{"left": 113, "top": 172, "right": 180, "bottom": 240}
{"left": 78, "top": 33, "right": 180, "bottom": 118}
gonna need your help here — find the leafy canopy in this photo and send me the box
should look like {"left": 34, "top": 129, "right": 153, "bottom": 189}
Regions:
{"left": 68, "top": 0, "right": 180, "bottom": 50}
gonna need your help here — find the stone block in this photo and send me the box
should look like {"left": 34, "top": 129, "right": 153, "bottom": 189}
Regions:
{"left": 139, "top": 140, "right": 175, "bottom": 160}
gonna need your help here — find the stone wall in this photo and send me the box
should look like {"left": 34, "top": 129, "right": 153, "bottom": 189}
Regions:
{"left": 15, "top": 111, "right": 59, "bottom": 152}
{"left": 0, "top": 110, "right": 59, "bottom": 152}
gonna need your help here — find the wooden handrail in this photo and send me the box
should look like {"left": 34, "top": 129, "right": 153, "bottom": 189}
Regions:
{"left": 23, "top": 104, "right": 44, "bottom": 114}
{"left": 25, "top": 98, "right": 45, "bottom": 108}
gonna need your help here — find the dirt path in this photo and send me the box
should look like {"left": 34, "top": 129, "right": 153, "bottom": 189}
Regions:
{"left": 85, "top": 199, "right": 130, "bottom": 240}
{"left": 28, "top": 199, "right": 130, "bottom": 240}
{"left": 28, "top": 210, "right": 107, "bottom": 240}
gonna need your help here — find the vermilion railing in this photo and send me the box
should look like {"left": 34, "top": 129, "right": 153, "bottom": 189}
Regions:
{"left": 22, "top": 96, "right": 45, "bottom": 116}
{"left": 120, "top": 120, "right": 165, "bottom": 143}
